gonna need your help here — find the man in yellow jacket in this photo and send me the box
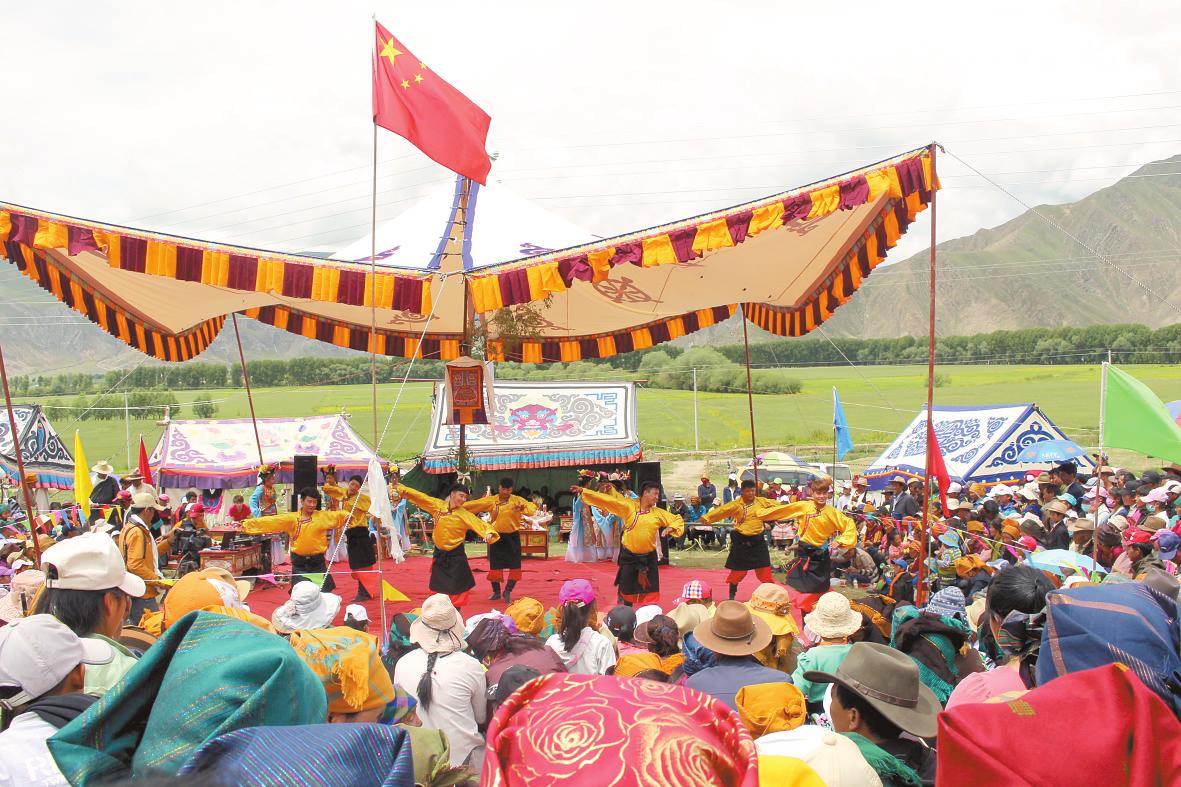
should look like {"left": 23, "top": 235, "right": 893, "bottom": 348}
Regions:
{"left": 699, "top": 480, "right": 798, "bottom": 600}
{"left": 463, "top": 477, "right": 537, "bottom": 604}
{"left": 118, "top": 491, "right": 178, "bottom": 623}
{"left": 395, "top": 482, "right": 498, "bottom": 609}
{"left": 322, "top": 474, "right": 376, "bottom": 602}
{"left": 242, "top": 487, "right": 351, "bottom": 592}
{"left": 570, "top": 480, "right": 684, "bottom": 606}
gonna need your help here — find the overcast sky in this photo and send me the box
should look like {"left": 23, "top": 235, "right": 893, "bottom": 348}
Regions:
{"left": 3, "top": 1, "right": 1178, "bottom": 269}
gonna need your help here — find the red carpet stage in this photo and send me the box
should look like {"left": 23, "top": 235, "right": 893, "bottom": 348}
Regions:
{"left": 245, "top": 553, "right": 775, "bottom": 632}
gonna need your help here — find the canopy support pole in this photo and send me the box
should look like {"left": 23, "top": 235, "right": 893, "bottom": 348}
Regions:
{"left": 740, "top": 306, "right": 759, "bottom": 485}
{"left": 916, "top": 142, "right": 938, "bottom": 607}
{"left": 370, "top": 121, "right": 380, "bottom": 447}
{"left": 231, "top": 313, "right": 265, "bottom": 467}
{"left": 0, "top": 343, "right": 42, "bottom": 566}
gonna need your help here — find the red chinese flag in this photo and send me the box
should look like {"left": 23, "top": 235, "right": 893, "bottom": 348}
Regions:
{"left": 927, "top": 420, "right": 951, "bottom": 516}
{"left": 137, "top": 437, "right": 153, "bottom": 487}
{"left": 372, "top": 22, "right": 491, "bottom": 184}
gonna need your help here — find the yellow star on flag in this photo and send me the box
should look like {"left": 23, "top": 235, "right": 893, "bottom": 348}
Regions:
{"left": 401, "top": 79, "right": 410, "bottom": 89}
{"left": 380, "top": 38, "right": 402, "bottom": 66}
{"left": 414, "top": 73, "right": 424, "bottom": 84}
{"left": 418, "top": 61, "right": 428, "bottom": 70}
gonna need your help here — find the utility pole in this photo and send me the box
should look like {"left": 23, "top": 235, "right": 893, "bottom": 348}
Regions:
{"left": 124, "top": 392, "right": 131, "bottom": 469}
{"left": 692, "top": 367, "right": 699, "bottom": 452}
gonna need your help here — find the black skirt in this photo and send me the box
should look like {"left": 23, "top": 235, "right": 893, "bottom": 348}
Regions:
{"left": 430, "top": 544, "right": 475, "bottom": 595}
{"left": 345, "top": 526, "right": 376, "bottom": 570}
{"left": 291, "top": 551, "right": 335, "bottom": 593}
{"left": 726, "top": 529, "right": 772, "bottom": 571}
{"left": 615, "top": 545, "right": 659, "bottom": 596}
{"left": 785, "top": 541, "right": 831, "bottom": 594}
{"left": 488, "top": 531, "right": 522, "bottom": 570}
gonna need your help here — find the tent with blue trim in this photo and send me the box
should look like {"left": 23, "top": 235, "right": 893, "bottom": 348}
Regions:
{"left": 0, "top": 404, "right": 73, "bottom": 490}
{"left": 863, "top": 404, "right": 1096, "bottom": 490}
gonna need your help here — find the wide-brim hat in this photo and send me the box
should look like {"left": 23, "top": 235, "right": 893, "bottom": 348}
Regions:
{"left": 1044, "top": 499, "right": 1072, "bottom": 516}
{"left": 693, "top": 600, "right": 772, "bottom": 656}
{"left": 270, "top": 583, "right": 342, "bottom": 634}
{"left": 745, "top": 583, "right": 799, "bottom": 637}
{"left": 409, "top": 593, "right": 466, "bottom": 654}
{"left": 803, "top": 641, "right": 941, "bottom": 738}
{"left": 803, "top": 592, "right": 862, "bottom": 639}
{"left": 91, "top": 460, "right": 115, "bottom": 475}
{"left": 0, "top": 569, "right": 45, "bottom": 622}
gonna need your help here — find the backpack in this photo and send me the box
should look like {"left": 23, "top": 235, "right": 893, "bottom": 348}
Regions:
{"left": 1038, "top": 582, "right": 1181, "bottom": 717}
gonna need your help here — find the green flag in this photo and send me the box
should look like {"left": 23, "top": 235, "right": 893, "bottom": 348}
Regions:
{"left": 1103, "top": 365, "right": 1181, "bottom": 464}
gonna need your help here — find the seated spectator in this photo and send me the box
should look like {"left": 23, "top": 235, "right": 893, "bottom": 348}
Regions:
{"left": 806, "top": 641, "right": 939, "bottom": 786}
{"left": 467, "top": 617, "right": 565, "bottom": 716}
{"left": 226, "top": 494, "right": 252, "bottom": 524}
{"left": 32, "top": 533, "right": 144, "bottom": 696}
{"left": 342, "top": 603, "right": 370, "bottom": 633}
{"left": 744, "top": 583, "right": 799, "bottom": 674}
{"left": 393, "top": 594, "right": 487, "bottom": 773}
{"left": 0, "top": 615, "right": 114, "bottom": 787}
{"left": 734, "top": 681, "right": 807, "bottom": 738}
{"left": 544, "top": 580, "right": 616, "bottom": 675}
{"left": 503, "top": 596, "right": 545, "bottom": 639}
{"left": 614, "top": 614, "right": 683, "bottom": 677}
{"left": 754, "top": 725, "right": 882, "bottom": 785}
{"left": 140, "top": 568, "right": 268, "bottom": 636}
{"left": 685, "top": 600, "right": 791, "bottom": 711}
{"left": 271, "top": 580, "right": 342, "bottom": 635}
{"left": 792, "top": 592, "right": 861, "bottom": 708}
{"left": 290, "top": 627, "right": 394, "bottom": 723}
{"left": 47, "top": 611, "right": 327, "bottom": 783}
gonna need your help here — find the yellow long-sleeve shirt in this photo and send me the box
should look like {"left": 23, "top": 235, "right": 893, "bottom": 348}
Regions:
{"left": 322, "top": 483, "right": 372, "bottom": 529}
{"left": 396, "top": 485, "right": 499, "bottom": 551}
{"left": 242, "top": 510, "right": 350, "bottom": 556}
{"left": 578, "top": 489, "right": 684, "bottom": 556}
{"left": 774, "top": 501, "right": 858, "bottom": 548}
{"left": 463, "top": 493, "right": 538, "bottom": 534}
{"left": 699, "top": 497, "right": 797, "bottom": 537}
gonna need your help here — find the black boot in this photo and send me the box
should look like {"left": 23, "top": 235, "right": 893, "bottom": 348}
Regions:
{"left": 503, "top": 580, "right": 517, "bottom": 605}
{"left": 488, "top": 582, "right": 502, "bottom": 601}
{"left": 729, "top": 583, "right": 739, "bottom": 601}
{"left": 353, "top": 583, "right": 372, "bottom": 602}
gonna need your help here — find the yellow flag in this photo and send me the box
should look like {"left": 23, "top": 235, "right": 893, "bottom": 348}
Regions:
{"left": 382, "top": 580, "right": 409, "bottom": 602}
{"left": 74, "top": 431, "right": 92, "bottom": 519}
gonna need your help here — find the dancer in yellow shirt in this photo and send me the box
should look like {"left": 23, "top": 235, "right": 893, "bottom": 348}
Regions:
{"left": 242, "top": 487, "right": 350, "bottom": 592}
{"left": 779, "top": 476, "right": 859, "bottom": 610}
{"left": 464, "top": 477, "right": 537, "bottom": 604}
{"left": 396, "top": 482, "right": 498, "bottom": 609}
{"left": 570, "top": 480, "right": 684, "bottom": 605}
{"left": 700, "top": 480, "right": 797, "bottom": 600}
{"left": 323, "top": 474, "right": 377, "bottom": 602}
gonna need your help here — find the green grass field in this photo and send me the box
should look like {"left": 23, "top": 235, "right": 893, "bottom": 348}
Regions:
{"left": 18, "top": 363, "right": 1181, "bottom": 474}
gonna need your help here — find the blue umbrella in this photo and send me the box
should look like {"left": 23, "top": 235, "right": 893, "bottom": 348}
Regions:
{"left": 1016, "top": 439, "right": 1088, "bottom": 464}
{"left": 1026, "top": 548, "right": 1107, "bottom": 577}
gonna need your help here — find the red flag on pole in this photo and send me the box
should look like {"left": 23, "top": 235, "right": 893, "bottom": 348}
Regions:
{"left": 137, "top": 437, "right": 153, "bottom": 486}
{"left": 927, "top": 421, "right": 950, "bottom": 516}
{"left": 372, "top": 21, "right": 491, "bottom": 184}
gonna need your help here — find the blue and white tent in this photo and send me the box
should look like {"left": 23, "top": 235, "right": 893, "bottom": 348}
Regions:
{"left": 864, "top": 404, "right": 1095, "bottom": 490}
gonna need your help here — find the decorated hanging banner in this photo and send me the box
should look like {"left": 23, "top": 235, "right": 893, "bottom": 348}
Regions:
{"left": 445, "top": 357, "right": 495, "bottom": 426}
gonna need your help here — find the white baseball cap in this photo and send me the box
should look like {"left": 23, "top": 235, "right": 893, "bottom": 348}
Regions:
{"left": 344, "top": 603, "right": 370, "bottom": 622}
{"left": 990, "top": 484, "right": 1016, "bottom": 497}
{"left": 947, "top": 482, "right": 963, "bottom": 495}
{"left": 41, "top": 532, "right": 147, "bottom": 597}
{"left": 131, "top": 491, "right": 165, "bottom": 511}
{"left": 0, "top": 614, "right": 112, "bottom": 708}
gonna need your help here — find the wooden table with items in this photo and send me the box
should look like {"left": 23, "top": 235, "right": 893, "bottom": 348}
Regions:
{"left": 199, "top": 543, "right": 262, "bottom": 574}
{"left": 520, "top": 528, "right": 550, "bottom": 559}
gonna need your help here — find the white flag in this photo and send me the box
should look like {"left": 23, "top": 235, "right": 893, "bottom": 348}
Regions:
{"left": 365, "top": 458, "right": 404, "bottom": 564}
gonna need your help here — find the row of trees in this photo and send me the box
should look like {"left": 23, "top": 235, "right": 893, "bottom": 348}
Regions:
{"left": 55, "top": 392, "right": 192, "bottom": 421}
{"left": 14, "top": 322, "right": 1181, "bottom": 398}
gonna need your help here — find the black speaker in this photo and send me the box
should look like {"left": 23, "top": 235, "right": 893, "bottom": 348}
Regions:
{"left": 633, "top": 461, "right": 662, "bottom": 492}
{"left": 291, "top": 454, "right": 320, "bottom": 511}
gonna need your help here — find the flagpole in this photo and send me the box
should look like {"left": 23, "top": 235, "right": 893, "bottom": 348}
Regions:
{"left": 740, "top": 306, "right": 759, "bottom": 486}
{"left": 832, "top": 388, "right": 839, "bottom": 507}
{"left": 231, "top": 314, "right": 265, "bottom": 467}
{"left": 370, "top": 120, "right": 380, "bottom": 448}
{"left": 0, "top": 343, "right": 42, "bottom": 566}
{"left": 1096, "top": 361, "right": 1108, "bottom": 562}
{"left": 915, "top": 142, "right": 937, "bottom": 607}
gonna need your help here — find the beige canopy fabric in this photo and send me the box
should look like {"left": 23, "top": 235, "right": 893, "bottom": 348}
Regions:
{"left": 0, "top": 145, "right": 934, "bottom": 363}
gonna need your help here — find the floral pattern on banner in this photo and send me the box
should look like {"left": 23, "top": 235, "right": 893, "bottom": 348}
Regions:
{"left": 482, "top": 673, "right": 759, "bottom": 787}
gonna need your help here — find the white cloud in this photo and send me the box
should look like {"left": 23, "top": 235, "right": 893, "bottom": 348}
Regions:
{"left": 1, "top": 0, "right": 1177, "bottom": 267}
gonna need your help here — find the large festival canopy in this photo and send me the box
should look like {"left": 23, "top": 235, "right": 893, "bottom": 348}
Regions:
{"left": 0, "top": 404, "right": 73, "bottom": 490}
{"left": 0, "top": 146, "right": 935, "bottom": 363}
{"left": 863, "top": 404, "right": 1097, "bottom": 489}
{"left": 417, "top": 380, "right": 641, "bottom": 474}
{"left": 148, "top": 414, "right": 386, "bottom": 489}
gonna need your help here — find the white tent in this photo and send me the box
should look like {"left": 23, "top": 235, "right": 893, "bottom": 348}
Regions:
{"left": 864, "top": 404, "right": 1096, "bottom": 489}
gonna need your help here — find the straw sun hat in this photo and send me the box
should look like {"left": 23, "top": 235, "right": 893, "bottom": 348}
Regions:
{"left": 803, "top": 592, "right": 862, "bottom": 640}
{"left": 409, "top": 593, "right": 466, "bottom": 654}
